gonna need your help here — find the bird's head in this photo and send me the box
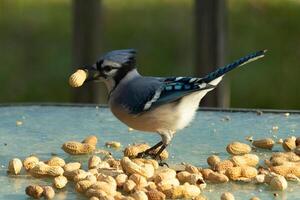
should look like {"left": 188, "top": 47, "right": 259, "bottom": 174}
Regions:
{"left": 69, "top": 49, "right": 137, "bottom": 91}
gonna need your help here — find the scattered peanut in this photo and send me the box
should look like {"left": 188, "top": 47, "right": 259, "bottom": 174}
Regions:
{"left": 82, "top": 135, "right": 98, "bottom": 146}
{"left": 131, "top": 191, "right": 148, "bottom": 200}
{"left": 154, "top": 168, "right": 176, "bottom": 183}
{"left": 270, "top": 165, "right": 300, "bottom": 177}
{"left": 207, "top": 155, "right": 221, "bottom": 169}
{"left": 116, "top": 174, "right": 128, "bottom": 187}
{"left": 226, "top": 142, "right": 251, "bottom": 155}
{"left": 88, "top": 155, "right": 102, "bottom": 169}
{"left": 30, "top": 162, "right": 64, "bottom": 177}
{"left": 62, "top": 141, "right": 95, "bottom": 155}
{"left": 206, "top": 171, "right": 229, "bottom": 183}
{"left": 23, "top": 155, "right": 39, "bottom": 171}
{"left": 25, "top": 185, "right": 44, "bottom": 199}
{"left": 164, "top": 183, "right": 200, "bottom": 199}
{"left": 124, "top": 143, "right": 168, "bottom": 160}
{"left": 252, "top": 138, "right": 275, "bottom": 150}
{"left": 8, "top": 158, "right": 22, "bottom": 175}
{"left": 123, "top": 179, "right": 137, "bottom": 193}
{"left": 75, "top": 180, "right": 94, "bottom": 193}
{"left": 270, "top": 175, "right": 288, "bottom": 190}
{"left": 64, "top": 162, "right": 81, "bottom": 172}
{"left": 43, "top": 186, "right": 55, "bottom": 199}
{"left": 53, "top": 175, "right": 68, "bottom": 189}
{"left": 90, "top": 181, "right": 116, "bottom": 196}
{"left": 46, "top": 156, "right": 65, "bottom": 167}
{"left": 221, "top": 192, "right": 235, "bottom": 200}
{"left": 146, "top": 189, "right": 166, "bottom": 200}
{"left": 231, "top": 154, "right": 259, "bottom": 167}
{"left": 129, "top": 173, "right": 148, "bottom": 189}
{"left": 282, "top": 137, "right": 296, "bottom": 151}
{"left": 121, "top": 157, "right": 154, "bottom": 178}
{"left": 106, "top": 141, "right": 121, "bottom": 149}
{"left": 215, "top": 160, "right": 234, "bottom": 173}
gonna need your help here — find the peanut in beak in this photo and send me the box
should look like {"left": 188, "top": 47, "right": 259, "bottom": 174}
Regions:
{"left": 69, "top": 69, "right": 88, "bottom": 88}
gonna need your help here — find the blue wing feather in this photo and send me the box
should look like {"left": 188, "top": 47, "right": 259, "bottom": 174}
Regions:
{"left": 116, "top": 76, "right": 214, "bottom": 114}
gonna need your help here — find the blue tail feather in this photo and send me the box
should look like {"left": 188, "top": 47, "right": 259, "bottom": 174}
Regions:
{"left": 201, "top": 50, "right": 267, "bottom": 83}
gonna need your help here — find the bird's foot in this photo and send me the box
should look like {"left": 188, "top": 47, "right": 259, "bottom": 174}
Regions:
{"left": 136, "top": 151, "right": 157, "bottom": 159}
{"left": 136, "top": 151, "right": 148, "bottom": 158}
{"left": 158, "top": 161, "right": 169, "bottom": 167}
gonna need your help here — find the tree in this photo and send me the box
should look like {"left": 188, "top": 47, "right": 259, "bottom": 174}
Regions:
{"left": 195, "top": 0, "right": 229, "bottom": 107}
{"left": 72, "top": 0, "right": 107, "bottom": 103}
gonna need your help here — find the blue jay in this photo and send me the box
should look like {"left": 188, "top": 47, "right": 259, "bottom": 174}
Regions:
{"left": 74, "top": 49, "right": 266, "bottom": 160}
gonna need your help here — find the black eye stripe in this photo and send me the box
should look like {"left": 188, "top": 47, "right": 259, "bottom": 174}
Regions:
{"left": 102, "top": 66, "right": 119, "bottom": 71}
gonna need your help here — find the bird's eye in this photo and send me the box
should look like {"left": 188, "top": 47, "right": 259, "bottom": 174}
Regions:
{"left": 102, "top": 66, "right": 112, "bottom": 72}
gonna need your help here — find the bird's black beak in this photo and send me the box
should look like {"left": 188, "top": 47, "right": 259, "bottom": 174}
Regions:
{"left": 80, "top": 64, "right": 102, "bottom": 83}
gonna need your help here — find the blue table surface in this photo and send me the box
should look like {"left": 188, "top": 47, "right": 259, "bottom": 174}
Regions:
{"left": 0, "top": 105, "right": 299, "bottom": 199}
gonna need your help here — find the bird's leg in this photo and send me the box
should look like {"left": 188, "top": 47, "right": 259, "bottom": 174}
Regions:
{"left": 154, "top": 144, "right": 169, "bottom": 167}
{"left": 136, "top": 141, "right": 163, "bottom": 158}
{"left": 154, "top": 130, "right": 174, "bottom": 166}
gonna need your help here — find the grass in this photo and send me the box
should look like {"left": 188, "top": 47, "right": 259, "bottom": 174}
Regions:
{"left": 0, "top": 0, "right": 300, "bottom": 109}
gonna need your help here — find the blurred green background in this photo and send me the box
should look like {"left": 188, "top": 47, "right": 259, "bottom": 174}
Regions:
{"left": 0, "top": 0, "right": 299, "bottom": 109}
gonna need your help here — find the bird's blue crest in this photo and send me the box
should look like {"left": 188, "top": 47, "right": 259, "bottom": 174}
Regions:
{"left": 98, "top": 49, "right": 137, "bottom": 67}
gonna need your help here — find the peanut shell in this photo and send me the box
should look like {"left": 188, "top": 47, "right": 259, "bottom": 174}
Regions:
{"left": 241, "top": 166, "right": 258, "bottom": 179}
{"left": 30, "top": 162, "right": 64, "bottom": 177}
{"left": 146, "top": 189, "right": 166, "bottom": 200}
{"left": 43, "top": 186, "right": 55, "bottom": 199}
{"left": 69, "top": 69, "right": 87, "bottom": 87}
{"left": 207, "top": 171, "right": 229, "bottom": 183}
{"left": 46, "top": 156, "right": 65, "bottom": 167}
{"left": 154, "top": 168, "right": 176, "bottom": 183}
{"left": 75, "top": 180, "right": 93, "bottom": 193}
{"left": 64, "top": 162, "right": 81, "bottom": 172}
{"left": 121, "top": 157, "right": 154, "bottom": 178}
{"left": 207, "top": 155, "right": 221, "bottom": 168}
{"left": 131, "top": 191, "right": 148, "bottom": 200}
{"left": 90, "top": 181, "right": 116, "bottom": 196}
{"left": 252, "top": 138, "right": 274, "bottom": 150}
{"left": 123, "top": 179, "right": 137, "bottom": 193}
{"left": 116, "top": 174, "right": 128, "bottom": 187}
{"left": 282, "top": 137, "right": 296, "bottom": 151}
{"left": 215, "top": 160, "right": 234, "bottom": 173}
{"left": 62, "top": 141, "right": 95, "bottom": 155}
{"left": 23, "top": 156, "right": 39, "bottom": 171}
{"left": 89, "top": 156, "right": 102, "bottom": 169}
{"left": 176, "top": 171, "right": 191, "bottom": 183}
{"left": 231, "top": 154, "right": 259, "bottom": 167}
{"left": 129, "top": 174, "right": 148, "bottom": 189}
{"left": 53, "top": 175, "right": 68, "bottom": 189}
{"left": 82, "top": 135, "right": 98, "bottom": 146}
{"left": 221, "top": 192, "right": 235, "bottom": 200}
{"left": 226, "top": 142, "right": 251, "bottom": 155}
{"left": 105, "top": 141, "right": 121, "bottom": 149}
{"left": 25, "top": 185, "right": 44, "bottom": 199}
{"left": 225, "top": 167, "right": 242, "bottom": 180}
{"left": 270, "top": 176, "right": 288, "bottom": 190}
{"left": 8, "top": 158, "right": 22, "bottom": 175}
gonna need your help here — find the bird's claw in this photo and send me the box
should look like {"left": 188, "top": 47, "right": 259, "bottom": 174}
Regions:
{"left": 136, "top": 151, "right": 147, "bottom": 158}
{"left": 158, "top": 161, "right": 169, "bottom": 167}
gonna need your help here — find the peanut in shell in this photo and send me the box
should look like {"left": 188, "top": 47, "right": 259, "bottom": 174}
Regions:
{"left": 226, "top": 142, "right": 251, "bottom": 155}
{"left": 62, "top": 141, "right": 95, "bottom": 155}
{"left": 252, "top": 138, "right": 275, "bottom": 150}
{"left": 8, "top": 158, "right": 22, "bottom": 175}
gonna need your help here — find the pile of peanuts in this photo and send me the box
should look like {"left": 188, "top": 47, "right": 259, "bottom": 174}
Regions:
{"left": 6, "top": 134, "right": 300, "bottom": 200}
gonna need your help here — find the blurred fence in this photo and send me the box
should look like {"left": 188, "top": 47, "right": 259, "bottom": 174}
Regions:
{"left": 0, "top": 0, "right": 300, "bottom": 109}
